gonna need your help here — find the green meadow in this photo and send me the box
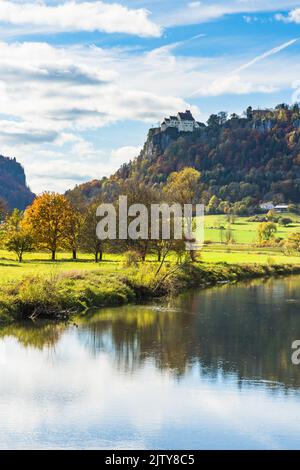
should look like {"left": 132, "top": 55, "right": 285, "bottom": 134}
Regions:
{"left": 204, "top": 213, "right": 300, "bottom": 244}
{"left": 0, "top": 213, "right": 299, "bottom": 285}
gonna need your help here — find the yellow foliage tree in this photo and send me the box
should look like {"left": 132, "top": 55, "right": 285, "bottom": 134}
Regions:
{"left": 163, "top": 167, "right": 201, "bottom": 262}
{"left": 284, "top": 232, "right": 300, "bottom": 254}
{"left": 257, "top": 222, "right": 277, "bottom": 244}
{"left": 164, "top": 167, "right": 201, "bottom": 206}
{"left": 24, "top": 192, "right": 74, "bottom": 260}
{"left": 0, "top": 209, "right": 34, "bottom": 262}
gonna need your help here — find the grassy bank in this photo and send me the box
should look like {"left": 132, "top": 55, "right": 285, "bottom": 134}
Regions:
{"left": 1, "top": 261, "right": 300, "bottom": 324}
{"left": 1, "top": 245, "right": 300, "bottom": 284}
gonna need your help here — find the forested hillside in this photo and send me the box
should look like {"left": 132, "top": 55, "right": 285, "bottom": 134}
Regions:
{"left": 67, "top": 104, "right": 300, "bottom": 214}
{"left": 0, "top": 155, "right": 34, "bottom": 210}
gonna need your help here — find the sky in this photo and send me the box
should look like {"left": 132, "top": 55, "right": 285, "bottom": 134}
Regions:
{"left": 1, "top": 1, "right": 300, "bottom": 193}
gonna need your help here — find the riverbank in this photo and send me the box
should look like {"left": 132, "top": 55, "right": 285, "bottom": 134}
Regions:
{"left": 1, "top": 261, "right": 300, "bottom": 324}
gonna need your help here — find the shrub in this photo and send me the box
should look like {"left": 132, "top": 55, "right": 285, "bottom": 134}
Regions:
{"left": 122, "top": 250, "right": 141, "bottom": 268}
{"left": 284, "top": 232, "right": 300, "bottom": 254}
{"left": 248, "top": 215, "right": 267, "bottom": 222}
{"left": 279, "top": 217, "right": 292, "bottom": 226}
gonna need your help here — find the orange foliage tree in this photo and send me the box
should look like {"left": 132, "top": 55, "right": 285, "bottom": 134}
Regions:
{"left": 24, "top": 192, "right": 76, "bottom": 260}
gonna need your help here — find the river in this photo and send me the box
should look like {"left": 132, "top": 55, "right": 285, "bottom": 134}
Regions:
{"left": 1, "top": 276, "right": 300, "bottom": 449}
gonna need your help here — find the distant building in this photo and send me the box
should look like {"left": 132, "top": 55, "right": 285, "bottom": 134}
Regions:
{"left": 259, "top": 202, "right": 289, "bottom": 213}
{"left": 259, "top": 202, "right": 275, "bottom": 211}
{"left": 274, "top": 204, "right": 289, "bottom": 213}
{"left": 161, "top": 110, "right": 200, "bottom": 133}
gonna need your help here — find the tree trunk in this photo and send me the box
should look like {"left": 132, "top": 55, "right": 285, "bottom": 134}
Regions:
{"left": 157, "top": 251, "right": 161, "bottom": 262}
{"left": 18, "top": 252, "right": 23, "bottom": 263}
{"left": 95, "top": 251, "right": 99, "bottom": 263}
{"left": 99, "top": 250, "right": 103, "bottom": 262}
{"left": 155, "top": 241, "right": 172, "bottom": 276}
{"left": 51, "top": 250, "right": 56, "bottom": 261}
{"left": 142, "top": 241, "right": 148, "bottom": 262}
{"left": 72, "top": 249, "right": 77, "bottom": 260}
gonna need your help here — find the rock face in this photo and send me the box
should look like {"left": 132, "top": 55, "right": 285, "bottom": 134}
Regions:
{"left": 141, "top": 127, "right": 180, "bottom": 161}
{"left": 0, "top": 155, "right": 34, "bottom": 210}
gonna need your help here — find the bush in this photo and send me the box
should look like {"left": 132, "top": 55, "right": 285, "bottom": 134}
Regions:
{"left": 279, "top": 217, "right": 292, "bottom": 226}
{"left": 248, "top": 215, "right": 267, "bottom": 222}
{"left": 122, "top": 250, "right": 141, "bottom": 268}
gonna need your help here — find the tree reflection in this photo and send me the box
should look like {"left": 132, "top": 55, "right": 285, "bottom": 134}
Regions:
{"left": 0, "top": 321, "right": 65, "bottom": 349}
{"left": 2, "top": 276, "right": 300, "bottom": 391}
{"left": 79, "top": 276, "right": 300, "bottom": 389}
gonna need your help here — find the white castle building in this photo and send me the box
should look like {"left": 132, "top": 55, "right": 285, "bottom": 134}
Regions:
{"left": 161, "top": 110, "right": 200, "bottom": 133}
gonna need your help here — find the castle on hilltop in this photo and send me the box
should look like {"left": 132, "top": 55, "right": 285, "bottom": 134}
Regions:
{"left": 161, "top": 110, "right": 200, "bottom": 133}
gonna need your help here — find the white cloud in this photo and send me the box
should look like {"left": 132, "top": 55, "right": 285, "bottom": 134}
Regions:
{"left": 0, "top": 33, "right": 298, "bottom": 193}
{"left": 276, "top": 9, "right": 300, "bottom": 24}
{"left": 200, "top": 75, "right": 277, "bottom": 96}
{"left": 0, "top": 41, "right": 194, "bottom": 132}
{"left": 0, "top": 40, "right": 203, "bottom": 192}
{"left": 111, "top": 146, "right": 142, "bottom": 165}
{"left": 23, "top": 144, "right": 142, "bottom": 193}
{"left": 159, "top": 1, "right": 300, "bottom": 27}
{"left": 0, "top": 0, "right": 161, "bottom": 37}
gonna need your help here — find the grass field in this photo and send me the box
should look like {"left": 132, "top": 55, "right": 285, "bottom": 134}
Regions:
{"left": 0, "top": 213, "right": 299, "bottom": 284}
{"left": 204, "top": 213, "right": 300, "bottom": 244}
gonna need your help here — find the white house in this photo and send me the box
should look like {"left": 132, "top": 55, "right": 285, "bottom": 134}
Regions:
{"left": 274, "top": 204, "right": 289, "bottom": 213}
{"left": 161, "top": 110, "right": 200, "bottom": 132}
{"left": 259, "top": 202, "right": 289, "bottom": 213}
{"left": 259, "top": 202, "right": 275, "bottom": 211}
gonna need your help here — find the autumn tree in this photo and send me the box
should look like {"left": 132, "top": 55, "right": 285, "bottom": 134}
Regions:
{"left": 119, "top": 179, "right": 161, "bottom": 261}
{"left": 1, "top": 209, "right": 34, "bottom": 262}
{"left": 164, "top": 167, "right": 200, "bottom": 206}
{"left": 257, "top": 222, "right": 277, "bottom": 244}
{"left": 266, "top": 210, "right": 277, "bottom": 222}
{"left": 79, "top": 202, "right": 105, "bottom": 262}
{"left": 284, "top": 232, "right": 300, "bottom": 254}
{"left": 64, "top": 206, "right": 83, "bottom": 260}
{"left": 24, "top": 192, "right": 73, "bottom": 260}
{"left": 207, "top": 195, "right": 220, "bottom": 214}
{"left": 164, "top": 167, "right": 201, "bottom": 261}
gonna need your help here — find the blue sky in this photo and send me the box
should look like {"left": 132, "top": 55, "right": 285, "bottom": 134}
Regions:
{"left": 1, "top": 0, "right": 300, "bottom": 192}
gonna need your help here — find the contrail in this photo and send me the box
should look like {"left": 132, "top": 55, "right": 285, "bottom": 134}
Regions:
{"left": 232, "top": 38, "right": 299, "bottom": 74}
{"left": 191, "top": 38, "right": 298, "bottom": 97}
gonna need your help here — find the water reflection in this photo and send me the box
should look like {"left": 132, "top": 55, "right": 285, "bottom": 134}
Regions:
{"left": 5, "top": 276, "right": 300, "bottom": 388}
{"left": 1, "top": 276, "right": 300, "bottom": 448}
